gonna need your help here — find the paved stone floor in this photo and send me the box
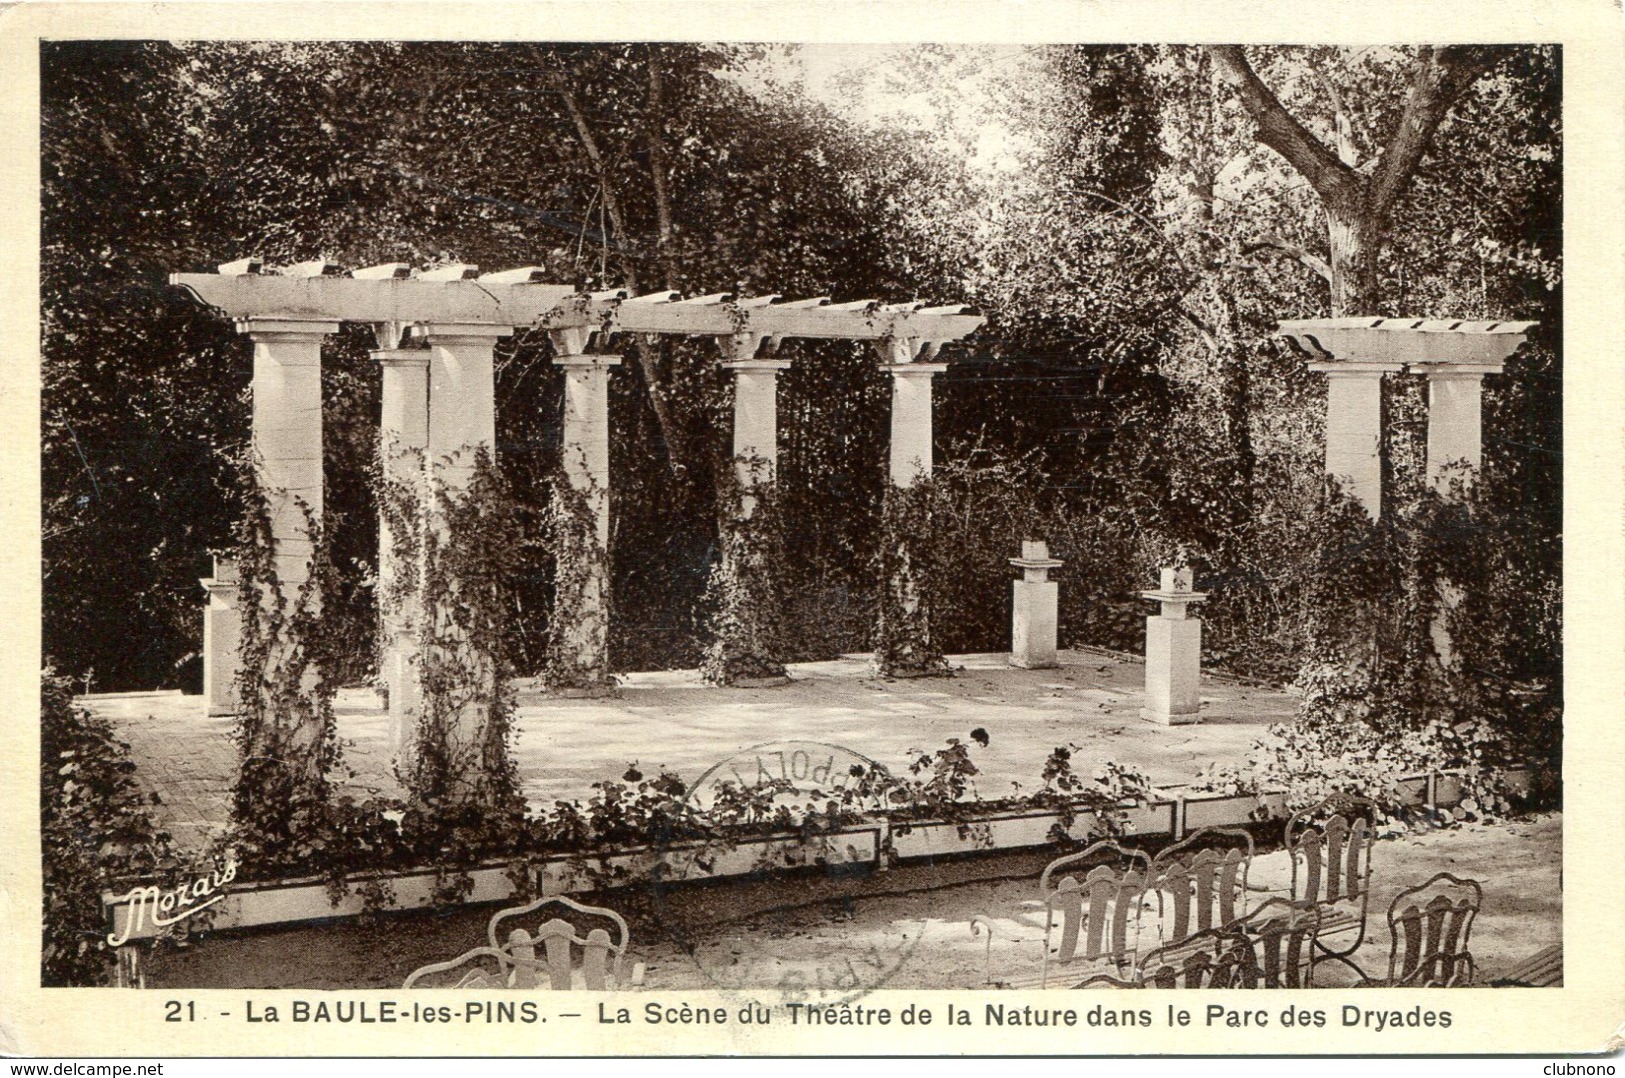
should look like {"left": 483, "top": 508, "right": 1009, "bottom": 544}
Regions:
{"left": 83, "top": 648, "right": 1295, "bottom": 853}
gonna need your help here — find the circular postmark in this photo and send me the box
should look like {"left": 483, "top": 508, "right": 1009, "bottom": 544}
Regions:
{"left": 648, "top": 740, "right": 937, "bottom": 1008}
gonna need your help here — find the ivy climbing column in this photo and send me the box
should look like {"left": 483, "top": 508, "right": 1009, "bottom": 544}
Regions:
{"left": 233, "top": 316, "right": 338, "bottom": 808}
{"left": 875, "top": 355, "right": 950, "bottom": 677}
{"left": 410, "top": 323, "right": 512, "bottom": 793}
{"left": 376, "top": 344, "right": 429, "bottom": 752}
{"left": 549, "top": 347, "right": 621, "bottom": 694}
{"left": 703, "top": 354, "right": 793, "bottom": 685}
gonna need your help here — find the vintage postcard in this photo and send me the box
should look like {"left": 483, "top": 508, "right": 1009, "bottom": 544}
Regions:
{"left": 1, "top": 0, "right": 1621, "bottom": 1059}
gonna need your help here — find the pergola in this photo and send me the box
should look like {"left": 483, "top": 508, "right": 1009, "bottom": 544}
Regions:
{"left": 173, "top": 260, "right": 985, "bottom": 732}
{"left": 1276, "top": 317, "right": 1536, "bottom": 517}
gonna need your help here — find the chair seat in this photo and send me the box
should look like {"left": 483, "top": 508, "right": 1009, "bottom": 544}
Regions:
{"left": 990, "top": 953, "right": 1137, "bottom": 990}
{"left": 1486, "top": 944, "right": 1561, "bottom": 987}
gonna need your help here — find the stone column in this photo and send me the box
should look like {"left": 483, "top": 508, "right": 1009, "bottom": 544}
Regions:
{"left": 1416, "top": 362, "right": 1499, "bottom": 671}
{"left": 1309, "top": 361, "right": 1400, "bottom": 519}
{"left": 886, "top": 363, "right": 948, "bottom": 487}
{"left": 422, "top": 325, "right": 508, "bottom": 489}
{"left": 240, "top": 319, "right": 339, "bottom": 593}
{"left": 200, "top": 557, "right": 239, "bottom": 716}
{"left": 376, "top": 349, "right": 430, "bottom": 751}
{"left": 1141, "top": 567, "right": 1208, "bottom": 726}
{"left": 1009, "top": 541, "right": 1063, "bottom": 670}
{"left": 727, "top": 358, "right": 792, "bottom": 496}
{"left": 552, "top": 354, "right": 621, "bottom": 690}
{"left": 1420, "top": 365, "right": 1495, "bottom": 493}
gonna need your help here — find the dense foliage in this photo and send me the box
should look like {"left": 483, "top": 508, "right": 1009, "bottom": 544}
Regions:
{"left": 40, "top": 668, "right": 175, "bottom": 985}
{"left": 41, "top": 44, "right": 1561, "bottom": 896}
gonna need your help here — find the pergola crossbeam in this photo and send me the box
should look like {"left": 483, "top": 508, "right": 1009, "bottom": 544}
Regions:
{"left": 171, "top": 265, "right": 984, "bottom": 349}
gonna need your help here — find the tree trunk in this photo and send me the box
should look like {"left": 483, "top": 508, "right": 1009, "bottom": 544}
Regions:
{"left": 1327, "top": 207, "right": 1384, "bottom": 317}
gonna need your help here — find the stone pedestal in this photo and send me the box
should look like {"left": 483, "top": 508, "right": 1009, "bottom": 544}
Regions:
{"left": 200, "top": 557, "right": 240, "bottom": 716}
{"left": 886, "top": 363, "right": 948, "bottom": 487}
{"left": 1310, "top": 361, "right": 1400, "bottom": 519}
{"left": 1141, "top": 567, "right": 1208, "bottom": 726}
{"left": 1009, "top": 540, "right": 1063, "bottom": 669}
{"left": 240, "top": 319, "right": 339, "bottom": 593}
{"left": 552, "top": 354, "right": 622, "bottom": 687}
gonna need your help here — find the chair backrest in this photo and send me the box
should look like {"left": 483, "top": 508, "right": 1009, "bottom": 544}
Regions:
{"left": 403, "top": 945, "right": 522, "bottom": 989}
{"left": 1286, "top": 794, "right": 1375, "bottom": 908}
{"left": 1039, "top": 841, "right": 1158, "bottom": 973}
{"left": 1133, "top": 926, "right": 1260, "bottom": 989}
{"left": 1384, "top": 872, "right": 1482, "bottom": 987}
{"left": 484, "top": 894, "right": 630, "bottom": 988}
{"left": 1150, "top": 827, "right": 1255, "bottom": 941}
{"left": 1231, "top": 897, "right": 1323, "bottom": 989}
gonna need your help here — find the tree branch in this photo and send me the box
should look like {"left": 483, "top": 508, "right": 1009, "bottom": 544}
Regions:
{"left": 556, "top": 81, "right": 641, "bottom": 289}
{"left": 1208, "top": 45, "right": 1361, "bottom": 210}
{"left": 1241, "top": 234, "right": 1333, "bottom": 282}
{"left": 1367, "top": 45, "right": 1499, "bottom": 216}
{"left": 644, "top": 47, "right": 679, "bottom": 293}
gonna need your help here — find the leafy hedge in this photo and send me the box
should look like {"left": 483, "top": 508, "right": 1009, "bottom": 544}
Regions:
{"left": 41, "top": 667, "right": 175, "bottom": 986}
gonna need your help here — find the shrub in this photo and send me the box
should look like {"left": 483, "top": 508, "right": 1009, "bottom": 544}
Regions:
{"left": 40, "top": 667, "right": 176, "bottom": 986}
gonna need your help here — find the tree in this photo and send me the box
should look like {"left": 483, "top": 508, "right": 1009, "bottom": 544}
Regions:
{"left": 1209, "top": 45, "right": 1503, "bottom": 314}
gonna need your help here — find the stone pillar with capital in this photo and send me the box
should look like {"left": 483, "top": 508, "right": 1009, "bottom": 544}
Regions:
{"left": 728, "top": 357, "right": 792, "bottom": 498}
{"left": 1309, "top": 360, "right": 1402, "bottom": 519}
{"left": 704, "top": 357, "right": 794, "bottom": 686}
{"left": 548, "top": 352, "right": 621, "bottom": 694}
{"left": 231, "top": 317, "right": 337, "bottom": 794}
{"left": 375, "top": 347, "right": 430, "bottom": 753}
{"left": 240, "top": 318, "right": 340, "bottom": 594}
{"left": 875, "top": 361, "right": 951, "bottom": 677}
{"left": 410, "top": 323, "right": 512, "bottom": 779}
{"left": 887, "top": 362, "right": 948, "bottom": 488}
{"left": 1141, "top": 567, "right": 1208, "bottom": 725}
{"left": 1417, "top": 363, "right": 1497, "bottom": 493}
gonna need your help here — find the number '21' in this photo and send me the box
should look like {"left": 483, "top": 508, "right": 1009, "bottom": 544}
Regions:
{"left": 165, "top": 1000, "right": 195, "bottom": 1022}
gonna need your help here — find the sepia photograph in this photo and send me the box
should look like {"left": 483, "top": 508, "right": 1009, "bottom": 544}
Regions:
{"left": 6, "top": 1, "right": 1620, "bottom": 1058}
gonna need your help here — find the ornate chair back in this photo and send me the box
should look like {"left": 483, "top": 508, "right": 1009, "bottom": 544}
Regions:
{"left": 1136, "top": 927, "right": 1261, "bottom": 989}
{"left": 1149, "top": 827, "right": 1255, "bottom": 943}
{"left": 1037, "top": 841, "right": 1158, "bottom": 985}
{"left": 487, "top": 895, "right": 631, "bottom": 990}
{"left": 1231, "top": 897, "right": 1322, "bottom": 989}
{"left": 1383, "top": 872, "right": 1482, "bottom": 987}
{"left": 403, "top": 895, "right": 632, "bottom": 991}
{"left": 1286, "top": 795, "right": 1375, "bottom": 909}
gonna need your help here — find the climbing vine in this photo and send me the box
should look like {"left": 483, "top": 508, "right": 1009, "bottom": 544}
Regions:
{"left": 376, "top": 446, "right": 531, "bottom": 858}
{"left": 873, "top": 479, "right": 952, "bottom": 678}
{"left": 701, "top": 456, "right": 789, "bottom": 685}
{"left": 229, "top": 461, "right": 343, "bottom": 871}
{"left": 543, "top": 461, "right": 615, "bottom": 694}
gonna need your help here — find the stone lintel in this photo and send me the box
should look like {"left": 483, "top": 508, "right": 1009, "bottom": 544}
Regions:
{"left": 1411, "top": 362, "right": 1502, "bottom": 378}
{"left": 373, "top": 348, "right": 430, "bottom": 368}
{"left": 553, "top": 353, "right": 624, "bottom": 369}
{"left": 1010, "top": 557, "right": 1064, "bottom": 571}
{"left": 1306, "top": 361, "right": 1405, "bottom": 376}
{"left": 883, "top": 362, "right": 951, "bottom": 377}
{"left": 722, "top": 359, "right": 793, "bottom": 374}
{"left": 234, "top": 318, "right": 341, "bottom": 343}
{"left": 417, "top": 323, "right": 515, "bottom": 344}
